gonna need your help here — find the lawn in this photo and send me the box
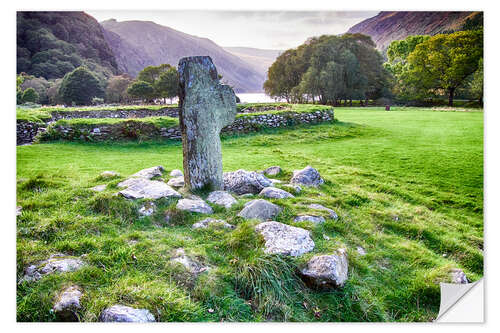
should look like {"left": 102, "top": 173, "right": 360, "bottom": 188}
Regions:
{"left": 16, "top": 107, "right": 483, "bottom": 322}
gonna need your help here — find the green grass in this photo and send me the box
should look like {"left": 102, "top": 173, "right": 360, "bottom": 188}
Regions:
{"left": 16, "top": 108, "right": 52, "bottom": 123}
{"left": 16, "top": 106, "right": 483, "bottom": 322}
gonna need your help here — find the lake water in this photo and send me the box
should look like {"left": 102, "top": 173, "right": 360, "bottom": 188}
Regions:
{"left": 236, "top": 93, "right": 284, "bottom": 103}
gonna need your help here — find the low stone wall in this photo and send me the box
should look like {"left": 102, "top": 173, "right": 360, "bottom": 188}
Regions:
{"left": 50, "top": 108, "right": 180, "bottom": 120}
{"left": 33, "top": 108, "right": 334, "bottom": 143}
{"left": 17, "top": 120, "right": 46, "bottom": 145}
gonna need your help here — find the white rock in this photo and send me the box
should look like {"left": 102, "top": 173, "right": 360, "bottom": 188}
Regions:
{"left": 238, "top": 199, "right": 281, "bottom": 221}
{"left": 100, "top": 171, "right": 119, "bottom": 178}
{"left": 100, "top": 305, "right": 155, "bottom": 322}
{"left": 206, "top": 191, "right": 237, "bottom": 209}
{"left": 259, "top": 187, "right": 294, "bottom": 199}
{"left": 20, "top": 254, "right": 85, "bottom": 283}
{"left": 171, "top": 248, "right": 209, "bottom": 274}
{"left": 118, "top": 178, "right": 181, "bottom": 200}
{"left": 356, "top": 246, "right": 367, "bottom": 256}
{"left": 294, "top": 215, "right": 326, "bottom": 224}
{"left": 450, "top": 268, "right": 468, "bottom": 284}
{"left": 16, "top": 206, "right": 22, "bottom": 216}
{"left": 192, "top": 218, "right": 234, "bottom": 229}
{"left": 167, "top": 176, "right": 185, "bottom": 187}
{"left": 176, "top": 198, "right": 213, "bottom": 214}
{"left": 255, "top": 221, "right": 315, "bottom": 256}
{"left": 283, "top": 184, "right": 302, "bottom": 194}
{"left": 138, "top": 202, "right": 156, "bottom": 217}
{"left": 130, "top": 166, "right": 164, "bottom": 179}
{"left": 290, "top": 166, "right": 324, "bottom": 187}
{"left": 53, "top": 285, "right": 82, "bottom": 321}
{"left": 91, "top": 184, "right": 106, "bottom": 192}
{"left": 223, "top": 169, "right": 273, "bottom": 195}
{"left": 308, "top": 203, "right": 338, "bottom": 219}
{"left": 301, "top": 249, "right": 349, "bottom": 288}
{"left": 170, "top": 169, "right": 183, "bottom": 177}
{"left": 264, "top": 166, "right": 282, "bottom": 176}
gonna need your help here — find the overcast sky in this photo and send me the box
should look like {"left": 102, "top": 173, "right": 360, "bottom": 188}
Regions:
{"left": 87, "top": 10, "right": 378, "bottom": 50}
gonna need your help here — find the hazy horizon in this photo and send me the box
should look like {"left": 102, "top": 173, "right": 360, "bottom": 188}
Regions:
{"left": 87, "top": 10, "right": 378, "bottom": 50}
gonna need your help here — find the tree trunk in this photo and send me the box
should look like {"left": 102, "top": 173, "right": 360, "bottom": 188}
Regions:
{"left": 448, "top": 88, "right": 455, "bottom": 106}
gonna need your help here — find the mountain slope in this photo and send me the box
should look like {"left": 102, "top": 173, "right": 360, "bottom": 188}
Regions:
{"left": 17, "top": 11, "right": 119, "bottom": 79}
{"left": 101, "top": 19, "right": 265, "bottom": 92}
{"left": 223, "top": 47, "right": 282, "bottom": 76}
{"left": 347, "top": 11, "right": 482, "bottom": 50}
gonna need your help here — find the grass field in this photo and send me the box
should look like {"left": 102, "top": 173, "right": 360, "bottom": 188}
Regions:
{"left": 16, "top": 107, "right": 483, "bottom": 322}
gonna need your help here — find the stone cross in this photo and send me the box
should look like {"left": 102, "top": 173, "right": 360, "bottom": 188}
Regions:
{"left": 178, "top": 56, "right": 237, "bottom": 191}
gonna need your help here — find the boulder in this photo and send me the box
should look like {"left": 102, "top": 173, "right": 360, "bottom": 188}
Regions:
{"left": 206, "top": 190, "right": 237, "bottom": 209}
{"left": 224, "top": 169, "right": 273, "bottom": 195}
{"left": 171, "top": 248, "right": 209, "bottom": 275}
{"left": 100, "top": 171, "right": 119, "bottom": 178}
{"left": 90, "top": 184, "right": 106, "bottom": 192}
{"left": 20, "top": 254, "right": 85, "bottom": 283}
{"left": 130, "top": 166, "right": 164, "bottom": 179}
{"left": 167, "top": 176, "right": 185, "bottom": 188}
{"left": 308, "top": 203, "right": 338, "bottom": 219}
{"left": 53, "top": 285, "right": 82, "bottom": 321}
{"left": 138, "top": 202, "right": 156, "bottom": 217}
{"left": 356, "top": 246, "right": 367, "bottom": 256}
{"left": 255, "top": 221, "right": 315, "bottom": 256}
{"left": 176, "top": 198, "right": 213, "bottom": 214}
{"left": 300, "top": 249, "right": 349, "bottom": 288}
{"left": 238, "top": 199, "right": 281, "bottom": 221}
{"left": 294, "top": 215, "right": 326, "bottom": 224}
{"left": 100, "top": 305, "right": 155, "bottom": 322}
{"left": 264, "top": 166, "right": 282, "bottom": 176}
{"left": 192, "top": 218, "right": 234, "bottom": 229}
{"left": 16, "top": 206, "right": 22, "bottom": 216}
{"left": 290, "top": 166, "right": 324, "bottom": 187}
{"left": 170, "top": 169, "right": 183, "bottom": 177}
{"left": 118, "top": 178, "right": 181, "bottom": 200}
{"left": 259, "top": 187, "right": 294, "bottom": 199}
{"left": 178, "top": 56, "right": 236, "bottom": 191}
{"left": 450, "top": 268, "right": 468, "bottom": 284}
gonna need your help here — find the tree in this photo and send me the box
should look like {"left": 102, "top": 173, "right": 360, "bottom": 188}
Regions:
{"left": 469, "top": 57, "right": 483, "bottom": 105}
{"left": 106, "top": 75, "right": 134, "bottom": 103}
{"left": 21, "top": 87, "right": 39, "bottom": 103}
{"left": 127, "top": 81, "right": 155, "bottom": 102}
{"left": 154, "top": 67, "right": 179, "bottom": 103}
{"left": 59, "top": 66, "right": 104, "bottom": 105}
{"left": 407, "top": 29, "right": 483, "bottom": 106}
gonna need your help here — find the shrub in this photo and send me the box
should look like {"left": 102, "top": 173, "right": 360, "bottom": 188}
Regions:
{"left": 22, "top": 88, "right": 39, "bottom": 103}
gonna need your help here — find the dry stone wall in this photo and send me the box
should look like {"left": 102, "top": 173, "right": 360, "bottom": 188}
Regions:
{"left": 50, "top": 108, "right": 180, "bottom": 120}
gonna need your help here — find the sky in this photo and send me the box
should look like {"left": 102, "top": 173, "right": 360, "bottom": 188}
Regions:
{"left": 87, "top": 10, "right": 378, "bottom": 50}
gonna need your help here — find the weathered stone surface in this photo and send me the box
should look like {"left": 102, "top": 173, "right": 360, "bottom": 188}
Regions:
{"left": 192, "top": 218, "right": 234, "bottom": 229}
{"left": 308, "top": 203, "right": 338, "bottom": 219}
{"left": 100, "top": 305, "right": 155, "bottom": 322}
{"left": 118, "top": 178, "right": 181, "bottom": 200}
{"left": 357, "top": 246, "right": 367, "bottom": 256}
{"left": 206, "top": 190, "right": 237, "bottom": 209}
{"left": 53, "top": 285, "right": 82, "bottom": 321}
{"left": 170, "top": 169, "right": 184, "bottom": 177}
{"left": 294, "top": 215, "right": 326, "bottom": 224}
{"left": 100, "top": 171, "right": 119, "bottom": 178}
{"left": 16, "top": 206, "right": 22, "bottom": 216}
{"left": 20, "top": 254, "right": 85, "bottom": 283}
{"left": 171, "top": 248, "right": 209, "bottom": 274}
{"left": 264, "top": 166, "right": 282, "bottom": 176}
{"left": 176, "top": 198, "right": 213, "bottom": 214}
{"left": 138, "top": 202, "right": 156, "bottom": 217}
{"left": 259, "top": 187, "right": 294, "bottom": 199}
{"left": 223, "top": 169, "right": 273, "bottom": 195}
{"left": 178, "top": 56, "right": 237, "bottom": 191}
{"left": 167, "top": 176, "right": 185, "bottom": 188}
{"left": 300, "top": 249, "right": 349, "bottom": 288}
{"left": 450, "top": 268, "right": 468, "bottom": 284}
{"left": 269, "top": 179, "right": 282, "bottom": 184}
{"left": 91, "top": 184, "right": 107, "bottom": 192}
{"left": 291, "top": 166, "right": 324, "bottom": 187}
{"left": 255, "top": 221, "right": 315, "bottom": 256}
{"left": 130, "top": 166, "right": 164, "bottom": 179}
{"left": 238, "top": 199, "right": 281, "bottom": 221}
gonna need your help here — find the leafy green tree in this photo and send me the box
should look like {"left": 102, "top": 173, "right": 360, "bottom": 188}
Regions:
{"left": 59, "top": 66, "right": 104, "bottom": 105}
{"left": 154, "top": 67, "right": 179, "bottom": 103}
{"left": 127, "top": 81, "right": 155, "bottom": 102}
{"left": 21, "top": 87, "right": 39, "bottom": 103}
{"left": 469, "top": 57, "right": 483, "bottom": 105}
{"left": 106, "top": 75, "right": 134, "bottom": 103}
{"left": 407, "top": 29, "right": 483, "bottom": 106}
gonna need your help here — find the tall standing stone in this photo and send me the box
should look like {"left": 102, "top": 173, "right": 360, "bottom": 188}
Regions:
{"left": 178, "top": 56, "right": 237, "bottom": 191}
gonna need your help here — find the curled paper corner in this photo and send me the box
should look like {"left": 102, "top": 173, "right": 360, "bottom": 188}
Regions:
{"left": 435, "top": 278, "right": 484, "bottom": 323}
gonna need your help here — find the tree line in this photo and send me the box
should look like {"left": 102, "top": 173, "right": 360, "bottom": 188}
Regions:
{"left": 17, "top": 64, "right": 179, "bottom": 106}
{"left": 264, "top": 29, "right": 483, "bottom": 107}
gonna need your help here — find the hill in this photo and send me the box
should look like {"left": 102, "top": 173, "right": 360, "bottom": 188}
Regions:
{"left": 347, "top": 11, "right": 482, "bottom": 51}
{"left": 223, "top": 47, "right": 282, "bottom": 77}
{"left": 17, "top": 11, "right": 120, "bottom": 80}
{"left": 101, "top": 19, "right": 265, "bottom": 93}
